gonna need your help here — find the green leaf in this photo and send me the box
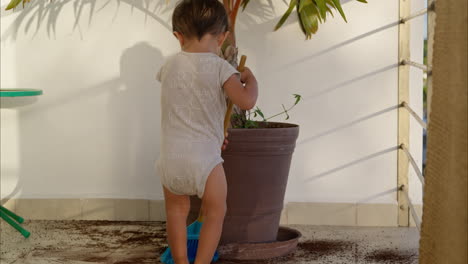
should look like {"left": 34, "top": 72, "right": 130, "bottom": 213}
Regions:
{"left": 298, "top": 0, "right": 319, "bottom": 39}
{"left": 245, "top": 120, "right": 259, "bottom": 128}
{"left": 255, "top": 107, "right": 266, "bottom": 121}
{"left": 274, "top": 0, "right": 297, "bottom": 31}
{"left": 241, "top": 0, "right": 251, "bottom": 11}
{"left": 293, "top": 94, "right": 302, "bottom": 105}
{"left": 331, "top": 0, "right": 347, "bottom": 22}
{"left": 310, "top": 1, "right": 323, "bottom": 23}
{"left": 299, "top": 0, "right": 312, "bottom": 12}
{"left": 356, "top": 0, "right": 367, "bottom": 3}
{"left": 325, "top": 0, "right": 336, "bottom": 17}
{"left": 5, "top": 0, "right": 22, "bottom": 10}
{"left": 325, "top": 5, "right": 334, "bottom": 17}
{"left": 315, "top": 0, "right": 328, "bottom": 21}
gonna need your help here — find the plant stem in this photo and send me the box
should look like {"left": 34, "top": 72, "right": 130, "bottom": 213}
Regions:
{"left": 223, "top": 0, "right": 231, "bottom": 14}
{"left": 264, "top": 105, "right": 296, "bottom": 121}
{"left": 230, "top": 0, "right": 242, "bottom": 33}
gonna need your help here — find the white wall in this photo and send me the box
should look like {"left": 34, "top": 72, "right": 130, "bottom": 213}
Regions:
{"left": 1, "top": 0, "right": 424, "bottom": 204}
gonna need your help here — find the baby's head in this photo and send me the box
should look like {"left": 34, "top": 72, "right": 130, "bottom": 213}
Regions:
{"left": 172, "top": 0, "right": 229, "bottom": 51}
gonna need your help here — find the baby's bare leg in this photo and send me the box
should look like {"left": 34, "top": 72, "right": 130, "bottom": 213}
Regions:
{"left": 163, "top": 186, "right": 190, "bottom": 264}
{"left": 195, "top": 164, "right": 227, "bottom": 264}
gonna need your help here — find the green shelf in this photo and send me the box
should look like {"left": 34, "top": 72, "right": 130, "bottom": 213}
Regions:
{"left": 0, "top": 89, "right": 43, "bottom": 97}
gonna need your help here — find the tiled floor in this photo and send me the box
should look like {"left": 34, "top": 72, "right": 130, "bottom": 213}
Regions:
{"left": 0, "top": 220, "right": 419, "bottom": 264}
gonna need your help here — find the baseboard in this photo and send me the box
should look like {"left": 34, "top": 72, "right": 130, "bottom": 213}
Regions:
{"left": 1, "top": 199, "right": 421, "bottom": 227}
{"left": 0, "top": 198, "right": 166, "bottom": 222}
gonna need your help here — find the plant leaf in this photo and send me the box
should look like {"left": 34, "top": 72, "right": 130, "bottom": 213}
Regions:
{"left": 245, "top": 120, "right": 259, "bottom": 128}
{"left": 293, "top": 94, "right": 302, "bottom": 105}
{"left": 315, "top": 0, "right": 328, "bottom": 21}
{"left": 310, "top": 1, "right": 323, "bottom": 24}
{"left": 356, "top": 0, "right": 367, "bottom": 3}
{"left": 255, "top": 107, "right": 266, "bottom": 121}
{"left": 274, "top": 0, "right": 297, "bottom": 31}
{"left": 298, "top": 0, "right": 319, "bottom": 39}
{"left": 6, "top": 0, "right": 22, "bottom": 10}
{"left": 325, "top": 5, "right": 334, "bottom": 17}
{"left": 241, "top": 0, "right": 250, "bottom": 11}
{"left": 298, "top": 0, "right": 312, "bottom": 12}
{"left": 331, "top": 0, "right": 347, "bottom": 22}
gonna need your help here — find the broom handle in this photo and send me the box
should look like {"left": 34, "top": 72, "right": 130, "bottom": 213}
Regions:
{"left": 223, "top": 55, "right": 247, "bottom": 136}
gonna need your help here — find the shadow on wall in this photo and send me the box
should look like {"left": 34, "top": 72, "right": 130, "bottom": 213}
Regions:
{"left": 302, "top": 64, "right": 398, "bottom": 102}
{"left": 297, "top": 104, "right": 399, "bottom": 145}
{"left": 2, "top": 42, "right": 164, "bottom": 203}
{"left": 277, "top": 21, "right": 401, "bottom": 69}
{"left": 108, "top": 42, "right": 164, "bottom": 197}
{"left": 303, "top": 146, "right": 399, "bottom": 183}
{"left": 0, "top": 0, "right": 171, "bottom": 41}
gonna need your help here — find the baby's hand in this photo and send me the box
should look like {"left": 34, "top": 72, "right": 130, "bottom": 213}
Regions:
{"left": 221, "top": 133, "right": 229, "bottom": 151}
{"left": 240, "top": 67, "right": 254, "bottom": 83}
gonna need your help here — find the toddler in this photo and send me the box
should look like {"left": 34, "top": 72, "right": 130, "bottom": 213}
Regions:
{"left": 156, "top": 0, "right": 258, "bottom": 263}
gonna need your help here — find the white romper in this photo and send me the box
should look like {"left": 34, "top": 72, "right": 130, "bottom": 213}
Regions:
{"left": 156, "top": 51, "right": 239, "bottom": 198}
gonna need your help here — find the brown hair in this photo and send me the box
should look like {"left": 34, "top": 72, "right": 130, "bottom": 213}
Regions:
{"left": 172, "top": 0, "right": 229, "bottom": 41}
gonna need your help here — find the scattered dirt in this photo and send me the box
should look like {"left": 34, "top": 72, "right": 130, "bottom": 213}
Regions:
{"left": 114, "top": 257, "right": 159, "bottom": 264}
{"left": 298, "top": 239, "right": 355, "bottom": 260}
{"left": 219, "top": 240, "right": 418, "bottom": 264}
{"left": 119, "top": 234, "right": 165, "bottom": 245}
{"left": 2, "top": 221, "right": 419, "bottom": 264}
{"left": 70, "top": 220, "right": 163, "bottom": 227}
{"left": 23, "top": 221, "right": 167, "bottom": 263}
{"left": 364, "top": 249, "right": 418, "bottom": 263}
{"left": 218, "top": 240, "right": 354, "bottom": 263}
{"left": 218, "top": 253, "right": 296, "bottom": 264}
{"left": 81, "top": 256, "right": 110, "bottom": 262}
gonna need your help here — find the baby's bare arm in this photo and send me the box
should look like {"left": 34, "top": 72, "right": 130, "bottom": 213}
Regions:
{"left": 223, "top": 67, "right": 258, "bottom": 110}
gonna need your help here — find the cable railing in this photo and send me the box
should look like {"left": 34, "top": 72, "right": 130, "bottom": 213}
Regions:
{"left": 399, "top": 2, "right": 435, "bottom": 23}
{"left": 400, "top": 185, "right": 422, "bottom": 230}
{"left": 401, "top": 59, "right": 432, "bottom": 74}
{"left": 397, "top": 0, "right": 435, "bottom": 229}
{"left": 400, "top": 144, "right": 425, "bottom": 186}
{"left": 400, "top": 102, "right": 427, "bottom": 130}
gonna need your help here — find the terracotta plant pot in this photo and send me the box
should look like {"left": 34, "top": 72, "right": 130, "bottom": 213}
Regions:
{"left": 189, "top": 122, "right": 299, "bottom": 244}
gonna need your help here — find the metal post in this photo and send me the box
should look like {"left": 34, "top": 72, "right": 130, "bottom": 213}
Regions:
{"left": 397, "top": 0, "right": 411, "bottom": 227}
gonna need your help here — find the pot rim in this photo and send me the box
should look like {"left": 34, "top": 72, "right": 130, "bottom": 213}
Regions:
{"left": 218, "top": 226, "right": 302, "bottom": 260}
{"left": 220, "top": 226, "right": 302, "bottom": 246}
{"left": 228, "top": 121, "right": 299, "bottom": 131}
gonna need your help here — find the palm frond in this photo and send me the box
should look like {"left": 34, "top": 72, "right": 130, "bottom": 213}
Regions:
{"left": 274, "top": 0, "right": 297, "bottom": 31}
{"left": 275, "top": 0, "right": 367, "bottom": 39}
{"left": 331, "top": 0, "right": 347, "bottom": 22}
{"left": 6, "top": 0, "right": 23, "bottom": 10}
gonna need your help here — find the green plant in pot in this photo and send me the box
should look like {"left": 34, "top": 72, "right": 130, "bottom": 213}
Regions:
{"left": 5, "top": 0, "right": 366, "bottom": 256}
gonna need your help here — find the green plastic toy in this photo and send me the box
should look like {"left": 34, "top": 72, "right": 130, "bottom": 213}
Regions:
{"left": 0, "top": 206, "right": 30, "bottom": 238}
